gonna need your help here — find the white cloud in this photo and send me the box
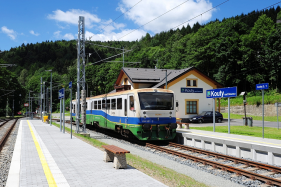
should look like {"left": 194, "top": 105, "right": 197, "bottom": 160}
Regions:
{"left": 54, "top": 30, "right": 61, "bottom": 38}
{"left": 118, "top": 0, "right": 214, "bottom": 33}
{"left": 86, "top": 29, "right": 146, "bottom": 42}
{"left": 99, "top": 19, "right": 126, "bottom": 33}
{"left": 47, "top": 9, "right": 101, "bottom": 28}
{"left": 1, "top": 26, "right": 17, "bottom": 40}
{"left": 63, "top": 33, "right": 74, "bottom": 40}
{"left": 30, "top": 30, "right": 39, "bottom": 36}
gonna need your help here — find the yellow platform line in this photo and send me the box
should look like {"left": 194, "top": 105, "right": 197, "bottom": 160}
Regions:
{"left": 178, "top": 130, "right": 281, "bottom": 147}
{"left": 27, "top": 120, "right": 57, "bottom": 187}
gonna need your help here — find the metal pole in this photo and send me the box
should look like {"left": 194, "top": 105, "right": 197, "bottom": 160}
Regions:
{"left": 12, "top": 95, "right": 14, "bottom": 118}
{"left": 31, "top": 97, "right": 33, "bottom": 119}
{"left": 213, "top": 98, "right": 215, "bottom": 132}
{"left": 228, "top": 97, "right": 230, "bottom": 134}
{"left": 29, "top": 91, "right": 30, "bottom": 118}
{"left": 165, "top": 70, "right": 167, "bottom": 89}
{"left": 123, "top": 47, "right": 124, "bottom": 67}
{"left": 43, "top": 82, "right": 45, "bottom": 114}
{"left": 40, "top": 77, "right": 42, "bottom": 120}
{"left": 70, "top": 87, "right": 72, "bottom": 139}
{"left": 277, "top": 103, "right": 279, "bottom": 130}
{"left": 63, "top": 94, "right": 65, "bottom": 133}
{"left": 50, "top": 71, "right": 52, "bottom": 126}
{"left": 60, "top": 99, "right": 62, "bottom": 132}
{"left": 262, "top": 90, "right": 264, "bottom": 138}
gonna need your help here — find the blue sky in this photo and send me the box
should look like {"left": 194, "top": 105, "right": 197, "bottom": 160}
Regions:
{"left": 1, "top": 0, "right": 280, "bottom": 51}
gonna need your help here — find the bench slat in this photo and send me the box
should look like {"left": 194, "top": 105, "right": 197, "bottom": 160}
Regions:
{"left": 102, "top": 145, "right": 130, "bottom": 154}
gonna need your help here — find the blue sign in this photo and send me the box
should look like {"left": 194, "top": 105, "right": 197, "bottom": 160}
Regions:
{"left": 256, "top": 83, "right": 269, "bottom": 90}
{"left": 69, "top": 81, "right": 72, "bottom": 89}
{"left": 206, "top": 87, "right": 237, "bottom": 98}
{"left": 59, "top": 88, "right": 65, "bottom": 99}
{"left": 181, "top": 88, "right": 203, "bottom": 93}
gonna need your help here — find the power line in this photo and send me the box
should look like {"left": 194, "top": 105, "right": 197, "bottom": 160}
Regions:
{"left": 171, "top": 0, "right": 230, "bottom": 30}
{"left": 118, "top": 0, "right": 191, "bottom": 40}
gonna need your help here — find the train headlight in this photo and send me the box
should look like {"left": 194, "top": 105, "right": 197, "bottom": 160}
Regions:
{"left": 169, "top": 112, "right": 172, "bottom": 114}
{"left": 143, "top": 111, "right": 146, "bottom": 114}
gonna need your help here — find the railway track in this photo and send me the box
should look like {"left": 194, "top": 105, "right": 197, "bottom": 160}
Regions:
{"left": 0, "top": 119, "right": 17, "bottom": 153}
{"left": 146, "top": 142, "right": 281, "bottom": 186}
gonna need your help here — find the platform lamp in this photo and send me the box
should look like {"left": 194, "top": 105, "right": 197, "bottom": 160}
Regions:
{"left": 240, "top": 92, "right": 247, "bottom": 125}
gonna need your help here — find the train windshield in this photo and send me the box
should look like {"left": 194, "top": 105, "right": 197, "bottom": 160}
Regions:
{"left": 138, "top": 92, "right": 174, "bottom": 110}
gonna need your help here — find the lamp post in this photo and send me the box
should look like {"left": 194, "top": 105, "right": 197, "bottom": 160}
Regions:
{"left": 43, "top": 82, "right": 45, "bottom": 112}
{"left": 29, "top": 90, "right": 33, "bottom": 119}
{"left": 45, "top": 70, "right": 52, "bottom": 125}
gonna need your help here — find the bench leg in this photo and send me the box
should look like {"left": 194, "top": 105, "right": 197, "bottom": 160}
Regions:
{"left": 113, "top": 153, "right": 127, "bottom": 169}
{"left": 104, "top": 150, "right": 114, "bottom": 162}
{"left": 177, "top": 124, "right": 182, "bottom": 129}
{"left": 184, "top": 124, "right": 190, "bottom": 129}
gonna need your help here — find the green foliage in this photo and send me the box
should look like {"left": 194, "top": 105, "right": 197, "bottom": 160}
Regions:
{"left": 2, "top": 7, "right": 281, "bottom": 115}
{"left": 191, "top": 125, "right": 281, "bottom": 140}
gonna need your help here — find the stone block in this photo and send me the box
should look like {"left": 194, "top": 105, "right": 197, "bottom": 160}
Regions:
{"left": 113, "top": 154, "right": 127, "bottom": 169}
{"left": 104, "top": 150, "right": 114, "bottom": 162}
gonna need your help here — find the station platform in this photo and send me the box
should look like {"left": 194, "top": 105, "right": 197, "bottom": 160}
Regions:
{"left": 6, "top": 120, "right": 166, "bottom": 187}
{"left": 176, "top": 129, "right": 281, "bottom": 166}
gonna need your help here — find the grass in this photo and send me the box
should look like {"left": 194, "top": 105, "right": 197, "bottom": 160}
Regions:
{"left": 190, "top": 126, "right": 281, "bottom": 140}
{"left": 221, "top": 113, "right": 281, "bottom": 122}
{"left": 51, "top": 122, "right": 208, "bottom": 187}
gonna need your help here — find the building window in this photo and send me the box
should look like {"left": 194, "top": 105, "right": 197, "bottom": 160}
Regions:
{"left": 185, "top": 99, "right": 198, "bottom": 114}
{"left": 186, "top": 79, "right": 198, "bottom": 87}
{"left": 124, "top": 78, "right": 128, "bottom": 85}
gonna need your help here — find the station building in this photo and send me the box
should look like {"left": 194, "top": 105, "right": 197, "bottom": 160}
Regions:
{"left": 114, "top": 67, "right": 223, "bottom": 121}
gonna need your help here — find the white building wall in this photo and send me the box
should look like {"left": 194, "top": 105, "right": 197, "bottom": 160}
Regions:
{"left": 169, "top": 74, "right": 214, "bottom": 119}
{"left": 138, "top": 83, "right": 153, "bottom": 89}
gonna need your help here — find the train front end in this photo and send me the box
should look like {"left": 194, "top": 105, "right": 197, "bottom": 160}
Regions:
{"left": 134, "top": 89, "right": 177, "bottom": 141}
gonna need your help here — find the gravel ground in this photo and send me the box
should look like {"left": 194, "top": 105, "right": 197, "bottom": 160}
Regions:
{"left": 0, "top": 119, "right": 20, "bottom": 187}
{"left": 59, "top": 122, "right": 244, "bottom": 187}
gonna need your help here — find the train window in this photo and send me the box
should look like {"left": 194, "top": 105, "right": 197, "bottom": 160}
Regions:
{"left": 117, "top": 98, "right": 122, "bottom": 109}
{"left": 111, "top": 99, "right": 116, "bottom": 110}
{"left": 107, "top": 99, "right": 110, "bottom": 109}
{"left": 129, "top": 96, "right": 134, "bottom": 110}
{"left": 98, "top": 100, "right": 101, "bottom": 109}
{"left": 102, "top": 99, "right": 106, "bottom": 110}
{"left": 124, "top": 99, "right": 127, "bottom": 116}
{"left": 86, "top": 102, "right": 88, "bottom": 110}
{"left": 94, "top": 101, "right": 97, "bottom": 109}
{"left": 73, "top": 104, "right": 75, "bottom": 113}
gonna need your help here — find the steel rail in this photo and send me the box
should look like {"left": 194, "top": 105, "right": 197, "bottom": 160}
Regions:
{"left": 146, "top": 143, "right": 281, "bottom": 186}
{"left": 0, "top": 119, "right": 17, "bottom": 152}
{"left": 168, "top": 142, "right": 281, "bottom": 173}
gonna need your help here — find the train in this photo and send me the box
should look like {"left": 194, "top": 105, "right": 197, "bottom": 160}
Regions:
{"left": 71, "top": 88, "right": 177, "bottom": 141}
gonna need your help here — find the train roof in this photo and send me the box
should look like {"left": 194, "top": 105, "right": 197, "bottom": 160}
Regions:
{"left": 72, "top": 88, "right": 174, "bottom": 102}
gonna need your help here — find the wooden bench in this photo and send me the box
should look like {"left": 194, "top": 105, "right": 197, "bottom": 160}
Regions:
{"left": 176, "top": 121, "right": 190, "bottom": 129}
{"left": 102, "top": 145, "right": 130, "bottom": 169}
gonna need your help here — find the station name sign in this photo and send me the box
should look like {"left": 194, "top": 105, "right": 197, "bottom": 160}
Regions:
{"left": 256, "top": 83, "right": 269, "bottom": 90}
{"left": 59, "top": 88, "right": 65, "bottom": 99}
{"left": 206, "top": 87, "right": 237, "bottom": 98}
{"left": 181, "top": 88, "right": 203, "bottom": 93}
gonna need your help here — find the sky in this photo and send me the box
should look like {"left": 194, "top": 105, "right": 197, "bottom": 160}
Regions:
{"left": 0, "top": 0, "right": 280, "bottom": 51}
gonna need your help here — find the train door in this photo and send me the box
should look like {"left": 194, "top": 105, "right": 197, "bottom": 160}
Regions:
{"left": 124, "top": 98, "right": 128, "bottom": 125}
{"left": 106, "top": 98, "right": 110, "bottom": 128}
